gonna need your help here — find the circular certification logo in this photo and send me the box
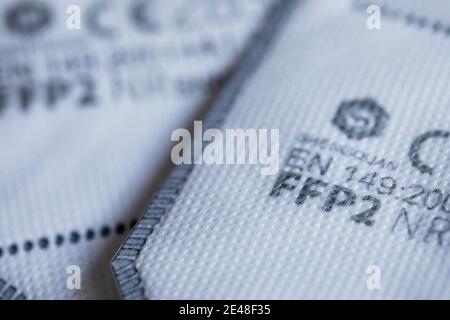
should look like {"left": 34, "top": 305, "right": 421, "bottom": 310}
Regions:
{"left": 332, "top": 98, "right": 389, "bottom": 140}
{"left": 5, "top": 1, "right": 52, "bottom": 36}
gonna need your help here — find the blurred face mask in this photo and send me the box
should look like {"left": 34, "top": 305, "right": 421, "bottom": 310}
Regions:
{"left": 0, "top": 0, "right": 273, "bottom": 299}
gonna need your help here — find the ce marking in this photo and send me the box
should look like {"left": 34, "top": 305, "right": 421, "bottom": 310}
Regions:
{"left": 409, "top": 130, "right": 450, "bottom": 175}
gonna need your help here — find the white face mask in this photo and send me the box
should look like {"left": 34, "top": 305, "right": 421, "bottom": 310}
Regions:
{"left": 115, "top": 0, "right": 450, "bottom": 299}
{"left": 0, "top": 0, "right": 273, "bottom": 299}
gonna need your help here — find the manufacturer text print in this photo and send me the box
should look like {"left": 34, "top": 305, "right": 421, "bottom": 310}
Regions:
{"left": 171, "top": 121, "right": 280, "bottom": 176}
